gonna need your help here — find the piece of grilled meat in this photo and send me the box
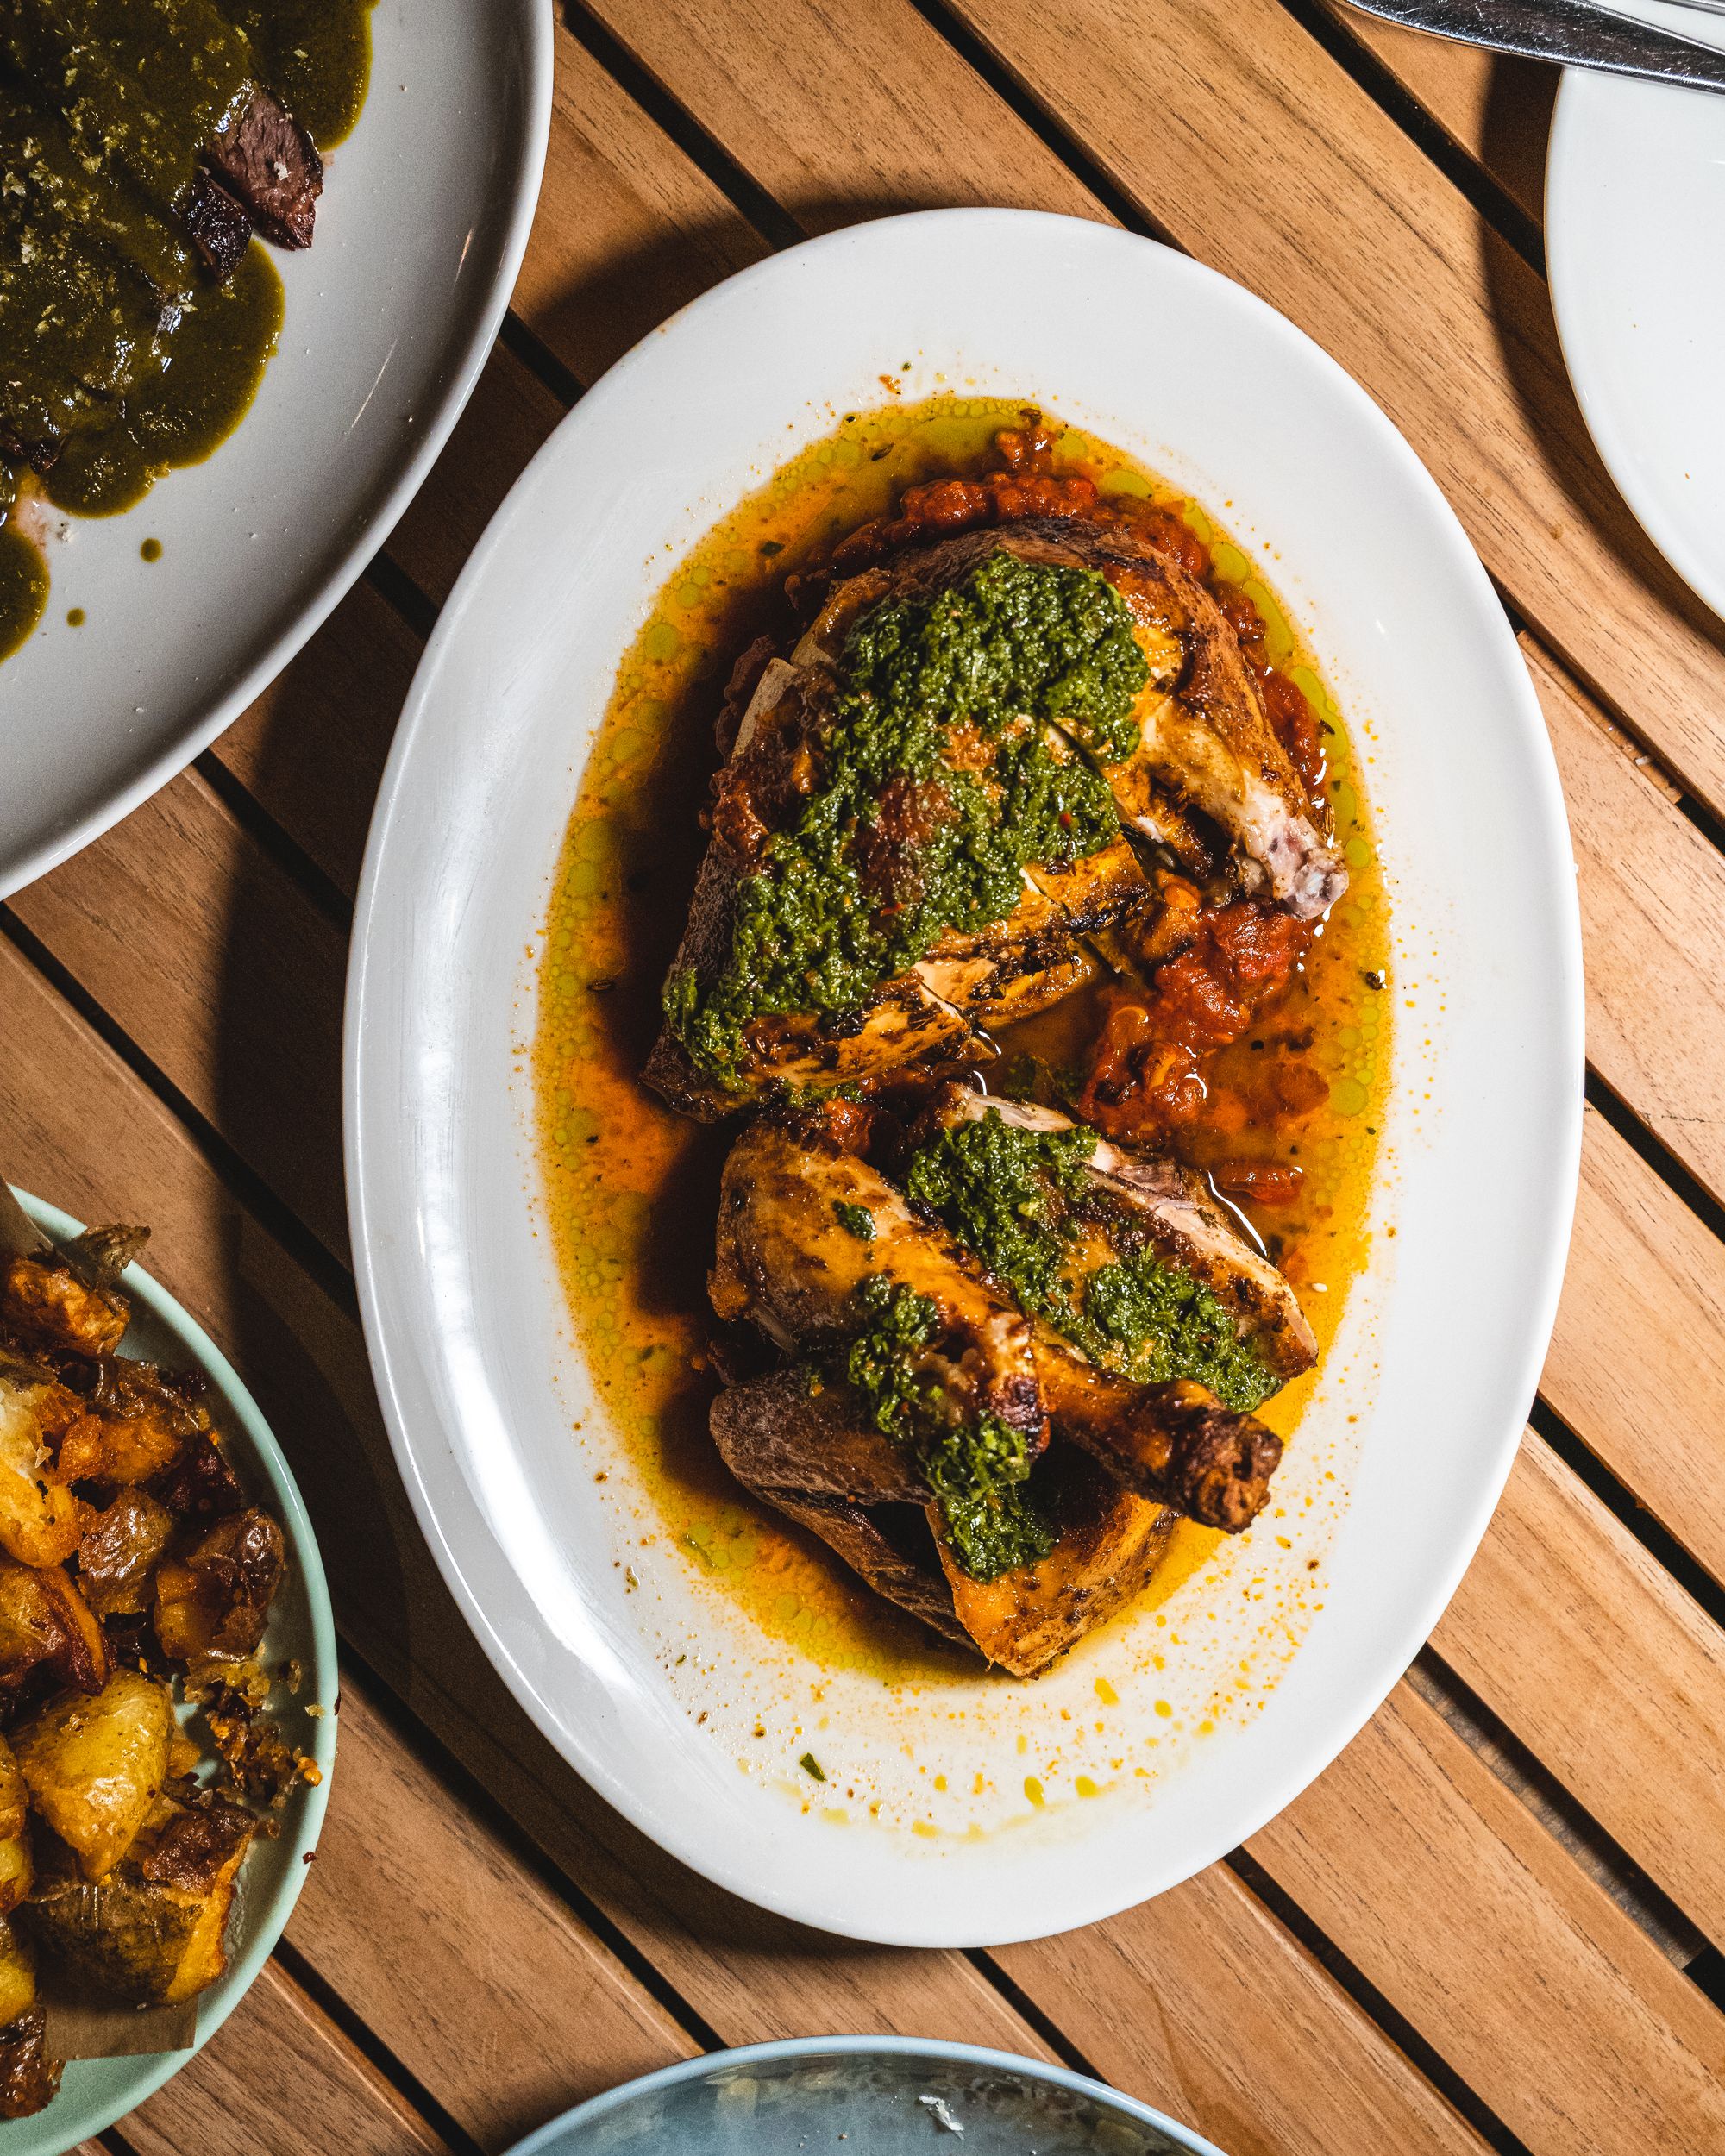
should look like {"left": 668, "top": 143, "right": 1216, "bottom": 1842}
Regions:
{"left": 712, "top": 1371, "right": 1176, "bottom": 1677}
{"left": 648, "top": 516, "right": 1344, "bottom": 1119}
{"left": 919, "top": 1087, "right": 1317, "bottom": 1385}
{"left": 711, "top": 1119, "right": 1283, "bottom": 1527}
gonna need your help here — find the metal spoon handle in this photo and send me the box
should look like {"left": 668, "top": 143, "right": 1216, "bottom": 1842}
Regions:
{"left": 1340, "top": 0, "right": 1725, "bottom": 89}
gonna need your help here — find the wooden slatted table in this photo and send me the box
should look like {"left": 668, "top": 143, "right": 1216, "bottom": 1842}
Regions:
{"left": 8, "top": 7, "right": 1725, "bottom": 2151}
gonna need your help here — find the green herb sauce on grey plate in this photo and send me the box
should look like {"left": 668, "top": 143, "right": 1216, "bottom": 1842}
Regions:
{"left": 0, "top": 0, "right": 377, "bottom": 661}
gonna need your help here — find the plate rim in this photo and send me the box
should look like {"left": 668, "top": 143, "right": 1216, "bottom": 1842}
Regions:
{"left": 0, "top": 0, "right": 555, "bottom": 902}
{"left": 1546, "top": 66, "right": 1725, "bottom": 624}
{"left": 345, "top": 205, "right": 1584, "bottom": 1946}
{"left": 502, "top": 2034, "right": 1226, "bottom": 2155}
{"left": 4, "top": 1187, "right": 338, "bottom": 2151}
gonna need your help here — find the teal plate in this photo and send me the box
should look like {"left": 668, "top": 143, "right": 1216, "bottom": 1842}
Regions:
{"left": 1, "top": 1189, "right": 338, "bottom": 2154}
{"left": 508, "top": 2037, "right": 1228, "bottom": 2154}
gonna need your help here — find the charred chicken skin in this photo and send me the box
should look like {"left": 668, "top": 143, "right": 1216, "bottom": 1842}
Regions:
{"left": 708, "top": 1110, "right": 1300, "bottom": 1671}
{"left": 648, "top": 514, "right": 1345, "bottom": 1119}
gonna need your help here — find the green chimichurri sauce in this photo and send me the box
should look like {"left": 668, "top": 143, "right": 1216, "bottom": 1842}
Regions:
{"left": 42, "top": 246, "right": 284, "bottom": 519}
{"left": 0, "top": 0, "right": 375, "bottom": 656}
{"left": 903, "top": 1108, "right": 1277, "bottom": 1413}
{"left": 821, "top": 1275, "right": 1055, "bottom": 1583}
{"left": 0, "top": 529, "right": 49, "bottom": 661}
{"left": 223, "top": 0, "right": 376, "bottom": 149}
{"left": 663, "top": 550, "right": 1147, "bottom": 1087}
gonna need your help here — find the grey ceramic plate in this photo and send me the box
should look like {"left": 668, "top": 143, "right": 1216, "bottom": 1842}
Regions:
{"left": 0, "top": 1190, "right": 338, "bottom": 2154}
{"left": 507, "top": 2038, "right": 1226, "bottom": 2155}
{"left": 0, "top": 0, "right": 552, "bottom": 898}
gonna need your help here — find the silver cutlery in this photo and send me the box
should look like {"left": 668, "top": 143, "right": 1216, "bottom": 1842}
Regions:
{"left": 1340, "top": 0, "right": 1725, "bottom": 89}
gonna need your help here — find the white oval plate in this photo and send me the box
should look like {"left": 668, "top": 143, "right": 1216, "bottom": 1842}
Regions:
{"left": 1548, "top": 18, "right": 1725, "bottom": 622}
{"left": 346, "top": 210, "right": 1583, "bottom": 1947}
{"left": 0, "top": 0, "right": 551, "bottom": 899}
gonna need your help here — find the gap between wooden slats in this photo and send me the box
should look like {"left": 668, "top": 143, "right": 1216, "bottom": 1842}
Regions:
{"left": 1313, "top": 1, "right": 1552, "bottom": 227}
{"left": 122, "top": 1959, "right": 452, "bottom": 2156}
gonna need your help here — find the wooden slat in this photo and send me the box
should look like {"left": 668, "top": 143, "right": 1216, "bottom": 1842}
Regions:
{"left": 388, "top": 350, "right": 562, "bottom": 611}
{"left": 209, "top": 582, "right": 417, "bottom": 902}
{"left": 1318, "top": 3, "right": 1552, "bottom": 225}
{"left": 589, "top": 0, "right": 1725, "bottom": 823}
{"left": 122, "top": 1959, "right": 449, "bottom": 2156}
{"left": 1437, "top": 1431, "right": 1725, "bottom": 1942}
{"left": 292, "top": 1677, "right": 693, "bottom": 2151}
{"left": 7, "top": 768, "right": 352, "bottom": 1266}
{"left": 1251, "top": 1684, "right": 1725, "bottom": 2154}
{"left": 0, "top": 907, "right": 1505, "bottom": 2144}
{"left": 1534, "top": 636, "right": 1725, "bottom": 1206}
{"left": 518, "top": 28, "right": 768, "bottom": 381}
{"left": 1547, "top": 1111, "right": 1725, "bottom": 1585}
{"left": 994, "top": 1865, "right": 1489, "bottom": 2156}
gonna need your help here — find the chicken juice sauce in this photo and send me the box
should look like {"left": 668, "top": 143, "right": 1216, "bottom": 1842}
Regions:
{"left": 533, "top": 395, "right": 1389, "bottom": 1681}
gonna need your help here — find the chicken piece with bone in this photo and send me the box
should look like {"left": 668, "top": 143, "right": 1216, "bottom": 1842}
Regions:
{"left": 649, "top": 517, "right": 1343, "bottom": 1118}
{"left": 707, "top": 1114, "right": 1292, "bottom": 1670}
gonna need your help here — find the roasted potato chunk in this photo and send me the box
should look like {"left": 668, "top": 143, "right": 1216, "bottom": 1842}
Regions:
{"left": 154, "top": 1508, "right": 285, "bottom": 1663}
{"left": 0, "top": 1250, "right": 131, "bottom": 1358}
{"left": 0, "top": 2002, "right": 57, "bottom": 2119}
{"left": 76, "top": 1489, "right": 173, "bottom": 1620}
{"left": 25, "top": 1793, "right": 251, "bottom": 2006}
{"left": 13, "top": 1670, "right": 172, "bottom": 1879}
{"left": 0, "top": 1920, "right": 34, "bottom": 2028}
{"left": 0, "top": 1557, "right": 106, "bottom": 1699}
{"left": 0, "top": 1739, "right": 31, "bottom": 1919}
{"left": 0, "top": 1371, "right": 84, "bottom": 1570}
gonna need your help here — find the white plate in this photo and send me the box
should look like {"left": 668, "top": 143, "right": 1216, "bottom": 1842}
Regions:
{"left": 1548, "top": 14, "right": 1725, "bottom": 621}
{"left": 0, "top": 0, "right": 552, "bottom": 899}
{"left": 345, "top": 210, "right": 1584, "bottom": 1946}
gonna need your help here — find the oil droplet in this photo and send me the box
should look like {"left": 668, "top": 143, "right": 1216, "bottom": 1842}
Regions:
{"left": 1024, "top": 1777, "right": 1045, "bottom": 1808}
{"left": 912, "top": 1820, "right": 937, "bottom": 1839}
{"left": 1153, "top": 1699, "right": 1174, "bottom": 1720}
{"left": 1094, "top": 1677, "right": 1120, "bottom": 1707}
{"left": 66, "top": 607, "right": 85, "bottom": 628}
{"left": 140, "top": 537, "right": 163, "bottom": 563}
{"left": 1075, "top": 1776, "right": 1101, "bottom": 1798}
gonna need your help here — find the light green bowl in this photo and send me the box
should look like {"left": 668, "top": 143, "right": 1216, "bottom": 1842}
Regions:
{"left": 1, "top": 1190, "right": 338, "bottom": 2153}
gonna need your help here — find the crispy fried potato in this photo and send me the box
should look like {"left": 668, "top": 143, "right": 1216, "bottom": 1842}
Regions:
{"left": 0, "top": 1371, "right": 84, "bottom": 1570}
{"left": 0, "top": 1739, "right": 30, "bottom": 1919}
{"left": 0, "top": 2001, "right": 54, "bottom": 2120}
{"left": 13, "top": 1670, "right": 172, "bottom": 1879}
{"left": 76, "top": 1490, "right": 172, "bottom": 1620}
{"left": 154, "top": 1508, "right": 285, "bottom": 1663}
{"left": 0, "top": 1558, "right": 106, "bottom": 1698}
{"left": 0, "top": 1921, "right": 33, "bottom": 2029}
{"left": 56, "top": 1410, "right": 183, "bottom": 1489}
{"left": 53, "top": 1357, "right": 205, "bottom": 1494}
{"left": 25, "top": 1793, "right": 251, "bottom": 2005}
{"left": 0, "top": 1252, "right": 130, "bottom": 1358}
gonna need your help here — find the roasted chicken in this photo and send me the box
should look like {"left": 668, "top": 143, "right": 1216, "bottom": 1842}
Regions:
{"left": 708, "top": 1108, "right": 1302, "bottom": 1672}
{"left": 649, "top": 516, "right": 1346, "bottom": 1118}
